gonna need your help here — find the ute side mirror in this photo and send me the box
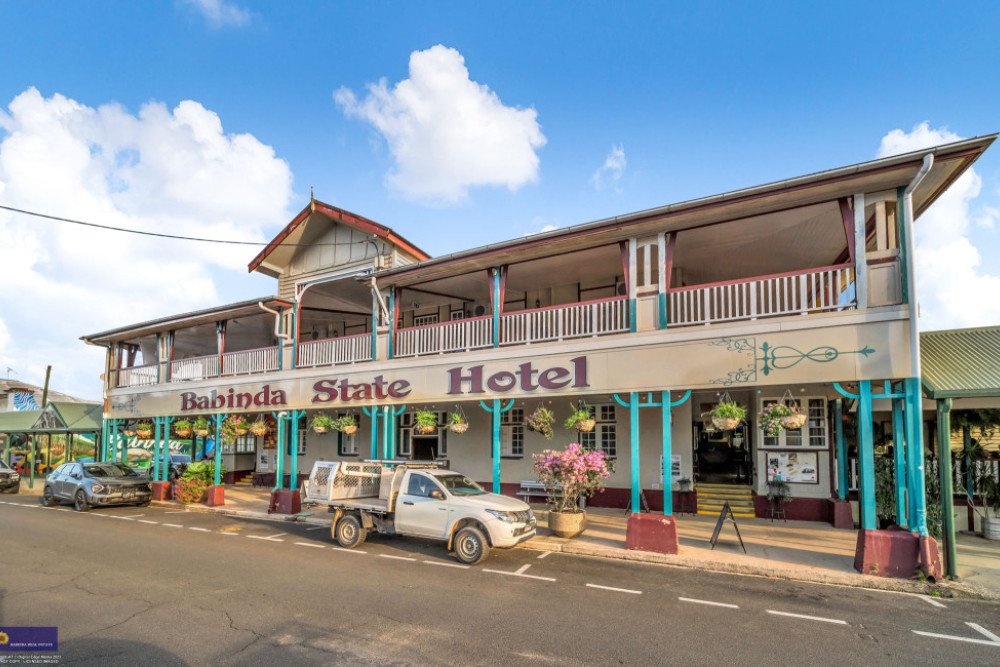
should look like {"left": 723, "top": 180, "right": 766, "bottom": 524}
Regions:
{"left": 430, "top": 489, "right": 445, "bottom": 501}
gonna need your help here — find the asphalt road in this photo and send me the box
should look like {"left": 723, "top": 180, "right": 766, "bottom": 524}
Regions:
{"left": 1, "top": 496, "right": 999, "bottom": 666}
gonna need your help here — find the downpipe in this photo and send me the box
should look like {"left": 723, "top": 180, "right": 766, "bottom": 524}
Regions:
{"left": 259, "top": 301, "right": 291, "bottom": 342}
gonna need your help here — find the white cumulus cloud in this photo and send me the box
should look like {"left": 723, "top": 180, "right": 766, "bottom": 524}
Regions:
{"left": 335, "top": 45, "right": 546, "bottom": 203}
{"left": 0, "top": 88, "right": 293, "bottom": 398}
{"left": 876, "top": 122, "right": 1000, "bottom": 330}
{"left": 181, "top": 0, "right": 252, "bottom": 27}
{"left": 590, "top": 144, "right": 626, "bottom": 192}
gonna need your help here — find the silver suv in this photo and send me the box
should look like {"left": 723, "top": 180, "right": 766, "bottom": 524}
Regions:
{"left": 43, "top": 462, "right": 152, "bottom": 511}
{"left": 0, "top": 460, "right": 19, "bottom": 494}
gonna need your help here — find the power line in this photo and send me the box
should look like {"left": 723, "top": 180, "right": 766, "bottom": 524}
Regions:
{"left": 0, "top": 203, "right": 382, "bottom": 249}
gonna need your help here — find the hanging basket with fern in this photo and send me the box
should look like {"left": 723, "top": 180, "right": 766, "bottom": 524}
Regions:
{"left": 564, "top": 402, "right": 595, "bottom": 432}
{"left": 249, "top": 418, "right": 268, "bottom": 437}
{"left": 414, "top": 410, "right": 438, "bottom": 434}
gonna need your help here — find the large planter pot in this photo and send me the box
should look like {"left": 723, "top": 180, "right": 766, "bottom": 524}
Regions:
{"left": 548, "top": 510, "right": 587, "bottom": 538}
{"left": 985, "top": 515, "right": 1000, "bottom": 541}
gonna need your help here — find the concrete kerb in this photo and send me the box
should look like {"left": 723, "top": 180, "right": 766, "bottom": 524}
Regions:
{"left": 147, "top": 499, "right": 993, "bottom": 600}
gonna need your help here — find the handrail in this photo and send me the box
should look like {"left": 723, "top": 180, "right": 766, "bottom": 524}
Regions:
{"left": 503, "top": 295, "right": 627, "bottom": 315}
{"left": 668, "top": 262, "right": 855, "bottom": 294}
{"left": 395, "top": 314, "right": 492, "bottom": 333}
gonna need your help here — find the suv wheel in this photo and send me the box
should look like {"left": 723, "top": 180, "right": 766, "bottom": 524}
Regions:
{"left": 335, "top": 515, "right": 366, "bottom": 549}
{"left": 454, "top": 526, "right": 490, "bottom": 565}
{"left": 42, "top": 485, "right": 57, "bottom": 506}
{"left": 73, "top": 490, "right": 90, "bottom": 512}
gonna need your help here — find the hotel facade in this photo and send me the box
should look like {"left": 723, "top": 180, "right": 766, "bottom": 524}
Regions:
{"left": 83, "top": 135, "right": 997, "bottom": 572}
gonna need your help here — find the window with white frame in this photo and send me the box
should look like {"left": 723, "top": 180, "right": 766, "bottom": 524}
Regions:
{"left": 635, "top": 238, "right": 660, "bottom": 295}
{"left": 339, "top": 431, "right": 358, "bottom": 456}
{"left": 579, "top": 404, "right": 617, "bottom": 457}
{"left": 398, "top": 411, "right": 449, "bottom": 458}
{"left": 760, "top": 397, "right": 828, "bottom": 449}
{"left": 221, "top": 434, "right": 255, "bottom": 455}
{"left": 500, "top": 407, "right": 524, "bottom": 457}
{"left": 450, "top": 309, "right": 465, "bottom": 321}
{"left": 413, "top": 313, "right": 439, "bottom": 327}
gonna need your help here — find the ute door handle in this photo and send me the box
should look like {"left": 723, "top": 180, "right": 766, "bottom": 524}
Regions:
{"left": 403, "top": 501, "right": 414, "bottom": 505}
{"left": 438, "top": 507, "right": 447, "bottom": 511}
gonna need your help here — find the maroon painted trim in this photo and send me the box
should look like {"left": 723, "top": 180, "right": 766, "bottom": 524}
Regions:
{"left": 669, "top": 262, "right": 853, "bottom": 293}
{"left": 664, "top": 232, "right": 677, "bottom": 291}
{"left": 619, "top": 241, "right": 629, "bottom": 292}
{"left": 498, "top": 266, "right": 508, "bottom": 315}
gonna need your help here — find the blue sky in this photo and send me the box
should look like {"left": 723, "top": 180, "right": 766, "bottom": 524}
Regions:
{"left": 1, "top": 1, "right": 999, "bottom": 398}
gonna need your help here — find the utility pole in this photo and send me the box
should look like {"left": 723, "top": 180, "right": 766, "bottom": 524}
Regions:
{"left": 41, "top": 365, "right": 52, "bottom": 408}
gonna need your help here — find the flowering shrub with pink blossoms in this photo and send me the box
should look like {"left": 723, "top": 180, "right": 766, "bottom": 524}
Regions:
{"left": 531, "top": 443, "right": 615, "bottom": 513}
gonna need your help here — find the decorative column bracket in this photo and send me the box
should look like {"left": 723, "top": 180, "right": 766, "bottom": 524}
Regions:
{"left": 480, "top": 399, "right": 514, "bottom": 493}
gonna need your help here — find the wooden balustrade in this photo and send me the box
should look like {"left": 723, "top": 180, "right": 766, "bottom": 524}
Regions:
{"left": 394, "top": 316, "right": 493, "bottom": 358}
{"left": 298, "top": 333, "right": 373, "bottom": 367}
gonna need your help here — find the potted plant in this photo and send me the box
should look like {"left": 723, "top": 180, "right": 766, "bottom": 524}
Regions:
{"left": 192, "top": 416, "right": 212, "bottom": 437}
{"left": 249, "top": 417, "right": 268, "bottom": 437}
{"left": 448, "top": 412, "right": 468, "bottom": 434}
{"left": 781, "top": 402, "right": 808, "bottom": 430}
{"left": 564, "top": 403, "right": 595, "bottom": 433}
{"left": 978, "top": 475, "right": 1000, "bottom": 541}
{"left": 759, "top": 403, "right": 793, "bottom": 437}
{"left": 123, "top": 423, "right": 137, "bottom": 437}
{"left": 711, "top": 401, "right": 746, "bottom": 431}
{"left": 220, "top": 415, "right": 249, "bottom": 443}
{"left": 414, "top": 410, "right": 438, "bottom": 434}
{"left": 525, "top": 406, "right": 555, "bottom": 439}
{"left": 311, "top": 414, "right": 335, "bottom": 434}
{"left": 175, "top": 460, "right": 228, "bottom": 503}
{"left": 767, "top": 478, "right": 792, "bottom": 505}
{"left": 173, "top": 419, "right": 193, "bottom": 438}
{"left": 334, "top": 415, "right": 359, "bottom": 435}
{"left": 135, "top": 422, "right": 153, "bottom": 439}
{"left": 532, "top": 443, "right": 614, "bottom": 537}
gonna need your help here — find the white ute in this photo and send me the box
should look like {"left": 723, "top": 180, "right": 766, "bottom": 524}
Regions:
{"left": 302, "top": 460, "right": 536, "bottom": 564}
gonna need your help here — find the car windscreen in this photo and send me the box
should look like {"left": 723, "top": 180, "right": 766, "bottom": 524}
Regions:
{"left": 170, "top": 455, "right": 191, "bottom": 464}
{"left": 436, "top": 474, "right": 486, "bottom": 496}
{"left": 0, "top": 462, "right": 12, "bottom": 471}
{"left": 83, "top": 464, "right": 138, "bottom": 478}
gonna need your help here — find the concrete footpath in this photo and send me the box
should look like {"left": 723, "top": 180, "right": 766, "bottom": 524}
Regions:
{"left": 16, "top": 480, "right": 1000, "bottom": 600}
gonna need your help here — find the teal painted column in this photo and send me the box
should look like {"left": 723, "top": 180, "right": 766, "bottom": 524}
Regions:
{"left": 492, "top": 399, "right": 501, "bottom": 493}
{"left": 661, "top": 393, "right": 672, "bottom": 515}
{"left": 897, "top": 187, "right": 909, "bottom": 304}
{"left": 857, "top": 380, "right": 877, "bottom": 531}
{"left": 362, "top": 406, "right": 379, "bottom": 459}
{"left": 630, "top": 392, "right": 640, "bottom": 512}
{"left": 101, "top": 419, "right": 109, "bottom": 462}
{"left": 213, "top": 414, "right": 223, "bottom": 487}
{"left": 835, "top": 399, "right": 847, "bottom": 500}
{"left": 289, "top": 410, "right": 304, "bottom": 491}
{"left": 153, "top": 421, "right": 162, "bottom": 482}
{"left": 936, "top": 399, "right": 957, "bottom": 579}
{"left": 273, "top": 412, "right": 284, "bottom": 491}
{"left": 162, "top": 418, "right": 173, "bottom": 481}
{"left": 905, "top": 377, "right": 928, "bottom": 536}
{"left": 388, "top": 405, "right": 404, "bottom": 460}
{"left": 382, "top": 407, "right": 390, "bottom": 459}
{"left": 964, "top": 427, "right": 974, "bottom": 499}
{"left": 892, "top": 397, "right": 907, "bottom": 527}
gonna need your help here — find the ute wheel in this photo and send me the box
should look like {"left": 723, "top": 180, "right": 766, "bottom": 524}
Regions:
{"left": 73, "top": 490, "right": 90, "bottom": 512}
{"left": 454, "top": 526, "right": 490, "bottom": 565}
{"left": 41, "top": 486, "right": 57, "bottom": 506}
{"left": 335, "top": 515, "right": 366, "bottom": 549}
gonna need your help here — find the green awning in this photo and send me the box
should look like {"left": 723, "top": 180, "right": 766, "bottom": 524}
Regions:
{"left": 921, "top": 326, "right": 1000, "bottom": 399}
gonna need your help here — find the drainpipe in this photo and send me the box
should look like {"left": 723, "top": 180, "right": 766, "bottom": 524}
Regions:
{"left": 902, "top": 153, "right": 933, "bottom": 380}
{"left": 259, "top": 302, "right": 291, "bottom": 342}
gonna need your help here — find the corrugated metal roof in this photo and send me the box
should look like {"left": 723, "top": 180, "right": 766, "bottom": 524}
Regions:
{"left": 921, "top": 326, "right": 1000, "bottom": 398}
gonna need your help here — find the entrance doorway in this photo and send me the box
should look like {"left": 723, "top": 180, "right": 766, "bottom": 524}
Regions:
{"left": 411, "top": 437, "right": 437, "bottom": 461}
{"left": 693, "top": 392, "right": 754, "bottom": 486}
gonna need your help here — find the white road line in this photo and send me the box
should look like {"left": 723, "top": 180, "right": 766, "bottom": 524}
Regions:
{"left": 913, "top": 622, "right": 1000, "bottom": 646}
{"left": 330, "top": 547, "right": 367, "bottom": 555}
{"left": 919, "top": 596, "right": 947, "bottom": 609}
{"left": 423, "top": 561, "right": 470, "bottom": 570}
{"left": 515, "top": 564, "right": 532, "bottom": 575}
{"left": 164, "top": 510, "right": 187, "bottom": 514}
{"left": 189, "top": 527, "right": 211, "bottom": 532}
{"left": 218, "top": 531, "right": 238, "bottom": 535}
{"left": 247, "top": 535, "right": 285, "bottom": 542}
{"left": 54, "top": 508, "right": 71, "bottom": 512}
{"left": 163, "top": 523, "right": 183, "bottom": 528}
{"left": 306, "top": 526, "right": 324, "bottom": 531}
{"left": 130, "top": 514, "right": 145, "bottom": 518}
{"left": 294, "top": 542, "right": 325, "bottom": 549}
{"left": 137, "top": 520, "right": 158, "bottom": 525}
{"left": 766, "top": 610, "right": 847, "bottom": 625}
{"left": 679, "top": 597, "right": 739, "bottom": 609}
{"left": 380, "top": 554, "right": 417, "bottom": 562}
{"left": 482, "top": 568, "right": 557, "bottom": 582}
{"left": 587, "top": 583, "right": 642, "bottom": 595}
{"left": 536, "top": 551, "right": 553, "bottom": 559}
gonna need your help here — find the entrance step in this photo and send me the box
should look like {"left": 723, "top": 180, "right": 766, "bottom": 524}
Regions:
{"left": 234, "top": 473, "right": 254, "bottom": 486}
{"left": 696, "top": 483, "right": 755, "bottom": 516}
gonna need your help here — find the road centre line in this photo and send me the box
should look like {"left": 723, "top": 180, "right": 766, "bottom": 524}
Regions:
{"left": 247, "top": 534, "right": 286, "bottom": 542}
{"left": 919, "top": 596, "right": 947, "bottom": 609}
{"left": 306, "top": 526, "right": 324, "bottom": 531}
{"left": 218, "top": 531, "right": 237, "bottom": 535}
{"left": 380, "top": 554, "right": 417, "bottom": 562}
{"left": 766, "top": 610, "right": 848, "bottom": 625}
{"left": 163, "top": 510, "right": 187, "bottom": 514}
{"left": 189, "top": 527, "right": 211, "bottom": 532}
{"left": 587, "top": 583, "right": 642, "bottom": 595}
{"left": 294, "top": 542, "right": 325, "bottom": 549}
{"left": 913, "top": 622, "right": 1000, "bottom": 647}
{"left": 163, "top": 523, "right": 183, "bottom": 528}
{"left": 423, "top": 561, "right": 470, "bottom": 570}
{"left": 54, "top": 508, "right": 71, "bottom": 512}
{"left": 679, "top": 597, "right": 739, "bottom": 609}
{"left": 330, "top": 547, "right": 367, "bottom": 554}
{"left": 137, "top": 520, "right": 158, "bottom": 525}
{"left": 482, "top": 568, "right": 556, "bottom": 582}
{"left": 536, "top": 551, "right": 553, "bottom": 559}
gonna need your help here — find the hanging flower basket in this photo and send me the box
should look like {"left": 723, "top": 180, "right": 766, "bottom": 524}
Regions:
{"left": 123, "top": 427, "right": 137, "bottom": 437}
{"left": 710, "top": 394, "right": 746, "bottom": 431}
{"left": 448, "top": 410, "right": 468, "bottom": 434}
{"left": 782, "top": 409, "right": 808, "bottom": 430}
{"left": 311, "top": 414, "right": 335, "bottom": 434}
{"left": 759, "top": 403, "right": 794, "bottom": 437}
{"left": 342, "top": 424, "right": 359, "bottom": 435}
{"left": 564, "top": 403, "right": 595, "bottom": 432}
{"left": 174, "top": 419, "right": 193, "bottom": 438}
{"left": 249, "top": 418, "right": 268, "bottom": 437}
{"left": 333, "top": 415, "right": 359, "bottom": 435}
{"left": 135, "top": 423, "right": 153, "bottom": 439}
{"left": 192, "top": 416, "right": 211, "bottom": 438}
{"left": 525, "top": 406, "right": 555, "bottom": 439}
{"left": 414, "top": 410, "right": 438, "bottom": 434}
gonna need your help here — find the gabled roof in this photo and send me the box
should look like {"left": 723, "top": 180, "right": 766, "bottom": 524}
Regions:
{"left": 0, "top": 380, "right": 89, "bottom": 404}
{"left": 0, "top": 401, "right": 101, "bottom": 433}
{"left": 248, "top": 199, "right": 430, "bottom": 277}
{"left": 921, "top": 326, "right": 1000, "bottom": 399}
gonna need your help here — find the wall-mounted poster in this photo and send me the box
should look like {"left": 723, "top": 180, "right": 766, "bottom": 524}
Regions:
{"left": 766, "top": 451, "right": 818, "bottom": 484}
{"left": 659, "top": 454, "right": 683, "bottom": 484}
